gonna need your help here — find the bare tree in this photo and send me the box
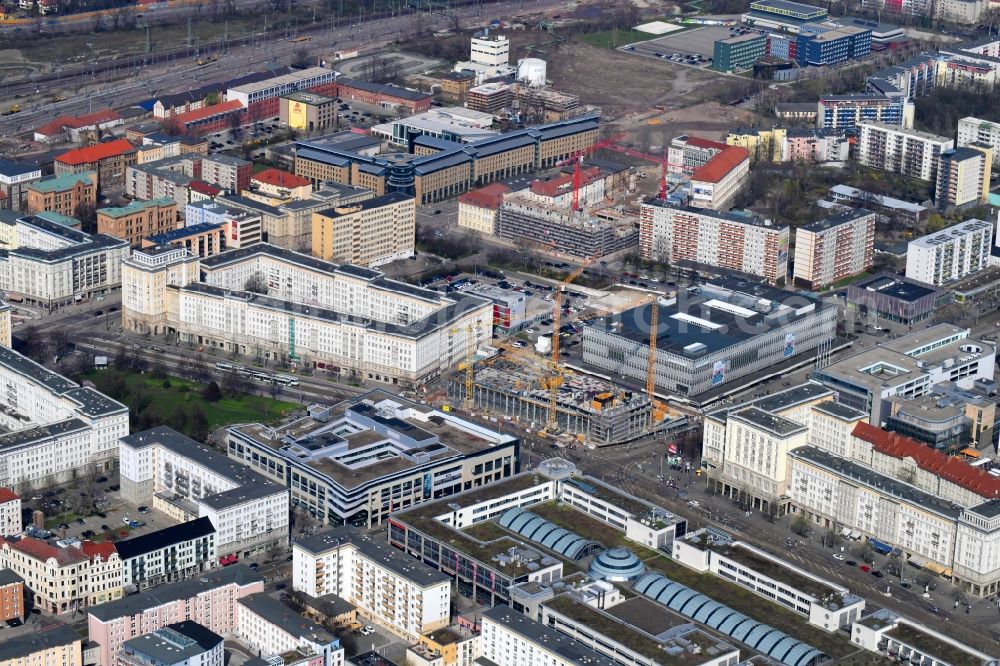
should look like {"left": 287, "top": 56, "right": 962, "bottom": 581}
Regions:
{"left": 244, "top": 272, "right": 268, "bottom": 294}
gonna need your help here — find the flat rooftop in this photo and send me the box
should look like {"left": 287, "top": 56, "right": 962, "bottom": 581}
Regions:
{"left": 231, "top": 391, "right": 514, "bottom": 491}
{"left": 482, "top": 607, "right": 618, "bottom": 666}
{"left": 849, "top": 274, "right": 940, "bottom": 302}
{"left": 294, "top": 528, "right": 450, "bottom": 586}
{"left": 544, "top": 594, "right": 734, "bottom": 665}
{"left": 0, "top": 621, "right": 81, "bottom": 662}
{"left": 588, "top": 281, "right": 825, "bottom": 360}
{"left": 729, "top": 407, "right": 807, "bottom": 438}
{"left": 885, "top": 622, "right": 988, "bottom": 666}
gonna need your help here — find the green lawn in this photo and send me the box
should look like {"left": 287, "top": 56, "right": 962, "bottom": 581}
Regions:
{"left": 85, "top": 370, "right": 296, "bottom": 437}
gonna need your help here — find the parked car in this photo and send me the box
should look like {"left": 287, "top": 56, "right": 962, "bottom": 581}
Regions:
{"left": 871, "top": 570, "right": 884, "bottom": 578}
{"left": 832, "top": 553, "right": 845, "bottom": 561}
{"left": 859, "top": 564, "right": 871, "bottom": 572}
{"left": 138, "top": 506, "right": 151, "bottom": 514}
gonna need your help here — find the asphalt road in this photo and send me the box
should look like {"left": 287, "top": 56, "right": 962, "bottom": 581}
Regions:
{"left": 0, "top": 0, "right": 565, "bottom": 138}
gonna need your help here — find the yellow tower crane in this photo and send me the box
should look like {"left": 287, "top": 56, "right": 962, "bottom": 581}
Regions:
{"left": 451, "top": 322, "right": 481, "bottom": 410}
{"left": 543, "top": 256, "right": 597, "bottom": 433}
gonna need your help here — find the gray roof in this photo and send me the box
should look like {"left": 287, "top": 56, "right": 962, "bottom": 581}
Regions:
{"left": 0, "top": 345, "right": 79, "bottom": 394}
{"left": 88, "top": 565, "right": 263, "bottom": 621}
{"left": 0, "top": 568, "right": 24, "bottom": 586}
{"left": 64, "top": 387, "right": 129, "bottom": 418}
{"left": 119, "top": 426, "right": 282, "bottom": 508}
{"left": 115, "top": 517, "right": 215, "bottom": 561}
{"left": 0, "top": 622, "right": 81, "bottom": 662}
{"left": 0, "top": 159, "right": 40, "bottom": 178}
{"left": 481, "top": 607, "right": 617, "bottom": 666}
{"left": 16, "top": 215, "right": 91, "bottom": 243}
{"left": 238, "top": 594, "right": 338, "bottom": 644}
{"left": 0, "top": 418, "right": 90, "bottom": 452}
{"left": 10, "top": 233, "right": 127, "bottom": 264}
{"left": 812, "top": 401, "right": 867, "bottom": 421}
{"left": 800, "top": 208, "right": 874, "bottom": 233}
{"left": 730, "top": 407, "right": 807, "bottom": 438}
{"left": 295, "top": 529, "right": 450, "bottom": 586}
{"left": 122, "top": 621, "right": 223, "bottom": 662}
{"left": 338, "top": 78, "right": 432, "bottom": 102}
{"left": 791, "top": 446, "right": 964, "bottom": 519}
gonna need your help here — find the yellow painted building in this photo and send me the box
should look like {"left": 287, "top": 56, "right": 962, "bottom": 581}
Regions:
{"left": 0, "top": 623, "right": 82, "bottom": 666}
{"left": 407, "top": 626, "right": 480, "bottom": 666}
{"left": 725, "top": 127, "right": 786, "bottom": 163}
{"left": 312, "top": 192, "right": 415, "bottom": 267}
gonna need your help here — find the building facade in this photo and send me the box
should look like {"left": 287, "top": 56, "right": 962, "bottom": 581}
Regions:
{"left": 25, "top": 171, "right": 98, "bottom": 217}
{"left": 311, "top": 192, "right": 415, "bottom": 267}
{"left": 53, "top": 139, "right": 137, "bottom": 190}
{"left": 935, "top": 146, "right": 991, "bottom": 208}
{"left": 958, "top": 116, "right": 1000, "bottom": 165}
{"left": 639, "top": 202, "right": 789, "bottom": 285}
{"left": 856, "top": 122, "right": 954, "bottom": 182}
{"left": 0, "top": 160, "right": 42, "bottom": 212}
{"left": 905, "top": 219, "right": 992, "bottom": 285}
{"left": 96, "top": 198, "right": 177, "bottom": 247}
{"left": 0, "top": 489, "right": 21, "bottom": 537}
{"left": 292, "top": 530, "right": 450, "bottom": 640}
{"left": 792, "top": 209, "right": 876, "bottom": 289}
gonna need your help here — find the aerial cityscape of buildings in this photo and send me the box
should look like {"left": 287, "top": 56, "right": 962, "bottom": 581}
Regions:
{"left": 2, "top": 2, "right": 1000, "bottom": 666}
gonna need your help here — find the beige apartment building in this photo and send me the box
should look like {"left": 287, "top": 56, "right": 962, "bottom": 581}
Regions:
{"left": 311, "top": 192, "right": 415, "bottom": 267}
{"left": 457, "top": 183, "right": 510, "bottom": 235}
{"left": 792, "top": 208, "right": 876, "bottom": 290}
{"left": 120, "top": 245, "right": 201, "bottom": 336}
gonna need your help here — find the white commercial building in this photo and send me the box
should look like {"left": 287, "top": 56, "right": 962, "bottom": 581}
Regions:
{"left": 292, "top": 529, "right": 451, "bottom": 640}
{"left": 905, "top": 219, "right": 992, "bottom": 285}
{"left": 480, "top": 607, "right": 619, "bottom": 666}
{"left": 793, "top": 208, "right": 876, "bottom": 290}
{"left": 672, "top": 530, "right": 865, "bottom": 632}
{"left": 0, "top": 346, "right": 128, "bottom": 488}
{"left": 118, "top": 426, "right": 289, "bottom": 559}
{"left": 856, "top": 122, "right": 954, "bottom": 182}
{"left": 454, "top": 31, "right": 516, "bottom": 83}
{"left": 121, "top": 244, "right": 493, "bottom": 387}
{"left": 370, "top": 107, "right": 497, "bottom": 146}
{"left": 226, "top": 67, "right": 337, "bottom": 108}
{"left": 852, "top": 611, "right": 997, "bottom": 666}
{"left": 958, "top": 116, "right": 1000, "bottom": 165}
{"left": 119, "top": 622, "right": 225, "bottom": 666}
{"left": 237, "top": 593, "right": 344, "bottom": 666}
{"left": 639, "top": 202, "right": 789, "bottom": 285}
{"left": 0, "top": 215, "right": 129, "bottom": 310}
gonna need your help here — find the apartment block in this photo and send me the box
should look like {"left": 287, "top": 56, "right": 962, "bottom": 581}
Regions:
{"left": 201, "top": 154, "right": 252, "bottom": 194}
{"left": 116, "top": 517, "right": 216, "bottom": 591}
{"left": 293, "top": 529, "right": 450, "bottom": 640}
{"left": 119, "top": 426, "right": 288, "bottom": 559}
{"left": 25, "top": 171, "right": 98, "bottom": 217}
{"left": 311, "top": 192, "right": 415, "bottom": 267}
{"left": 480, "top": 608, "right": 618, "bottom": 666}
{"left": 0, "top": 569, "right": 24, "bottom": 621}
{"left": 142, "top": 223, "right": 226, "bottom": 258}
{"left": 905, "top": 219, "right": 992, "bottom": 285}
{"left": 793, "top": 208, "right": 876, "bottom": 289}
{"left": 0, "top": 537, "right": 123, "bottom": 614}
{"left": 856, "top": 122, "right": 954, "bottom": 182}
{"left": 237, "top": 594, "right": 344, "bottom": 666}
{"left": 0, "top": 159, "right": 42, "bottom": 212}
{"left": 0, "top": 488, "right": 21, "bottom": 537}
{"left": 96, "top": 198, "right": 177, "bottom": 247}
{"left": 795, "top": 23, "right": 871, "bottom": 67}
{"left": 119, "top": 622, "right": 224, "bottom": 666}
{"left": 958, "top": 116, "right": 1000, "bottom": 165}
{"left": 87, "top": 565, "right": 263, "bottom": 666}
{"left": 53, "top": 139, "right": 137, "bottom": 190}
{"left": 121, "top": 245, "right": 201, "bottom": 336}
{"left": 816, "top": 94, "right": 913, "bottom": 129}
{"left": 0, "top": 621, "right": 83, "bottom": 666}
{"left": 0, "top": 345, "right": 128, "bottom": 489}
{"left": 639, "top": 202, "right": 789, "bottom": 285}
{"left": 935, "top": 146, "right": 991, "bottom": 208}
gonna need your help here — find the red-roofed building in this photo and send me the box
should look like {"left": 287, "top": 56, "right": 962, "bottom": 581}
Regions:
{"left": 170, "top": 100, "right": 245, "bottom": 137}
{"left": 34, "top": 110, "right": 123, "bottom": 143}
{"left": 0, "top": 536, "right": 123, "bottom": 613}
{"left": 189, "top": 180, "right": 223, "bottom": 202}
{"left": 853, "top": 422, "right": 1000, "bottom": 506}
{"left": 689, "top": 145, "right": 750, "bottom": 210}
{"left": 250, "top": 168, "right": 312, "bottom": 201}
{"left": 458, "top": 183, "right": 511, "bottom": 234}
{"left": 524, "top": 166, "right": 604, "bottom": 209}
{"left": 0, "top": 488, "right": 20, "bottom": 537}
{"left": 54, "top": 139, "right": 137, "bottom": 190}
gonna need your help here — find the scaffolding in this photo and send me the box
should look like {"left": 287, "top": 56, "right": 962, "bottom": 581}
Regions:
{"left": 446, "top": 360, "right": 687, "bottom": 446}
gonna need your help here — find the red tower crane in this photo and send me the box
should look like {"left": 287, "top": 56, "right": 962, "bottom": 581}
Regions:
{"left": 556, "top": 133, "right": 687, "bottom": 207}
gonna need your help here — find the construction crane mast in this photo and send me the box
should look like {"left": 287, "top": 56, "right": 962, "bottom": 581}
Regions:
{"left": 543, "top": 256, "right": 597, "bottom": 433}
{"left": 647, "top": 294, "right": 666, "bottom": 422}
{"left": 450, "top": 322, "right": 480, "bottom": 410}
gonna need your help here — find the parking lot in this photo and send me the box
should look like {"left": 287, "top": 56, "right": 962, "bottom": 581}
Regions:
{"left": 623, "top": 25, "right": 763, "bottom": 67}
{"left": 24, "top": 474, "right": 178, "bottom": 546}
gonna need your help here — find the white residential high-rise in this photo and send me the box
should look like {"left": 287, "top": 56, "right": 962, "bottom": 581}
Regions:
{"left": 958, "top": 117, "right": 1000, "bottom": 165}
{"left": 480, "top": 607, "right": 618, "bottom": 666}
{"left": 905, "top": 219, "right": 992, "bottom": 285}
{"left": 856, "top": 121, "right": 953, "bottom": 182}
{"left": 292, "top": 530, "right": 450, "bottom": 641}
